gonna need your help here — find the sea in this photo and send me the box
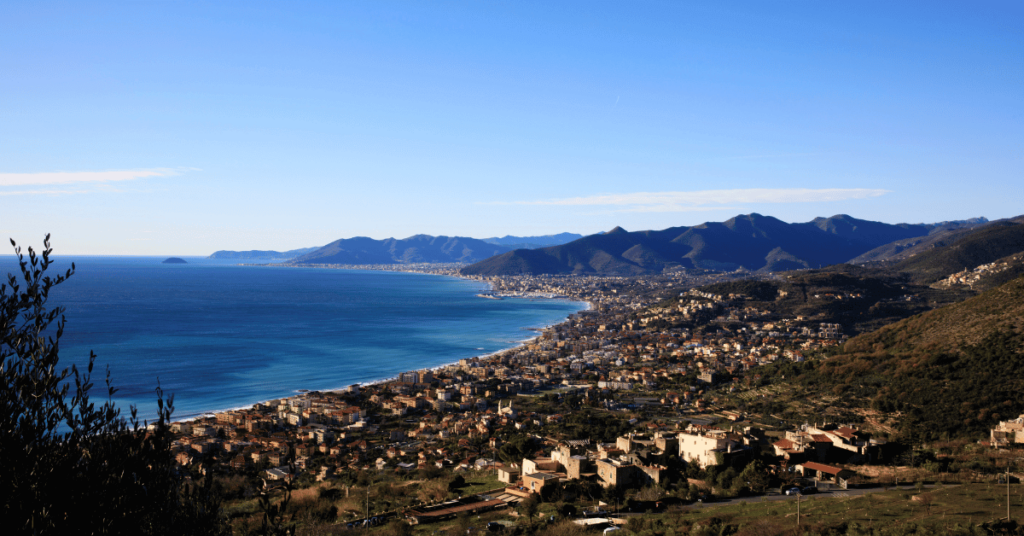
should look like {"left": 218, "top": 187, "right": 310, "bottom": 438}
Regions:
{"left": 0, "top": 255, "right": 587, "bottom": 423}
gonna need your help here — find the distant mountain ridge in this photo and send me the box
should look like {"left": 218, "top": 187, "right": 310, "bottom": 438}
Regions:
{"left": 210, "top": 215, "right": 1022, "bottom": 277}
{"left": 461, "top": 214, "right": 943, "bottom": 276}
{"left": 481, "top": 232, "right": 583, "bottom": 250}
{"left": 289, "top": 235, "right": 514, "bottom": 265}
{"left": 208, "top": 247, "right": 320, "bottom": 260}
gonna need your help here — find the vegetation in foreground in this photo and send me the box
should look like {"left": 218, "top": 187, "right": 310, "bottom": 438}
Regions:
{"left": 1, "top": 238, "right": 227, "bottom": 535}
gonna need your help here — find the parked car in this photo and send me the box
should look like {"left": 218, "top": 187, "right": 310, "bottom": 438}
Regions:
{"left": 785, "top": 487, "right": 800, "bottom": 496}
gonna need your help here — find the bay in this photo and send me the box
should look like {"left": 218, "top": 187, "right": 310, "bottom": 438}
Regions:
{"left": 0, "top": 255, "right": 586, "bottom": 422}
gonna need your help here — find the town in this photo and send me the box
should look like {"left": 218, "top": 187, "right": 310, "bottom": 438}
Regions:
{"left": 167, "top": 269, "right": 1023, "bottom": 534}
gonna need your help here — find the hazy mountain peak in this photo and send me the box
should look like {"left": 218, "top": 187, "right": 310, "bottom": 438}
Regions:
{"left": 480, "top": 232, "right": 583, "bottom": 248}
{"left": 291, "top": 235, "right": 512, "bottom": 265}
{"left": 208, "top": 246, "right": 320, "bottom": 260}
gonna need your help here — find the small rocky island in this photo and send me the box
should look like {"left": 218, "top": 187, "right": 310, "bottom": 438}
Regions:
{"left": 162, "top": 257, "right": 188, "bottom": 264}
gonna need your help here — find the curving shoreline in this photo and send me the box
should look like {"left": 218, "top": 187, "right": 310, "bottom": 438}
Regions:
{"left": 174, "top": 263, "right": 592, "bottom": 422}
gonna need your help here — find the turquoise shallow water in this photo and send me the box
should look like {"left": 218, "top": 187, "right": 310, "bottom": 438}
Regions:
{"left": 0, "top": 256, "right": 586, "bottom": 422}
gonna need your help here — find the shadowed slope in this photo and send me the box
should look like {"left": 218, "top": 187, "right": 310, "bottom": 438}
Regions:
{"left": 893, "top": 222, "right": 1024, "bottom": 283}
{"left": 462, "top": 214, "right": 937, "bottom": 276}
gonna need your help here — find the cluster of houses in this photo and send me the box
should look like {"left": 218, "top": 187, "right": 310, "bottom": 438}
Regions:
{"left": 496, "top": 422, "right": 867, "bottom": 499}
{"left": 936, "top": 253, "right": 1023, "bottom": 290}
{"left": 163, "top": 271, "right": 886, "bottom": 498}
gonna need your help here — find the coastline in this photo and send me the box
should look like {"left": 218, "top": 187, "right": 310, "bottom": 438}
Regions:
{"left": 247, "top": 261, "right": 595, "bottom": 306}
{"left": 174, "top": 263, "right": 593, "bottom": 422}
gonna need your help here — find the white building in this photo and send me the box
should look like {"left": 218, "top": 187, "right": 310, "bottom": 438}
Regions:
{"left": 678, "top": 431, "right": 736, "bottom": 468}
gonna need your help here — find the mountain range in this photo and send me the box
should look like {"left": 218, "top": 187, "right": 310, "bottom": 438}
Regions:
{"left": 210, "top": 233, "right": 584, "bottom": 264}
{"left": 208, "top": 247, "right": 320, "bottom": 260}
{"left": 288, "top": 235, "right": 514, "bottom": 265}
{"left": 461, "top": 214, "right": 980, "bottom": 276}
{"left": 210, "top": 214, "right": 1018, "bottom": 276}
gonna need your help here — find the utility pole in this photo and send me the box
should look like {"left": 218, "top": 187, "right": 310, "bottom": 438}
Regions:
{"left": 797, "top": 492, "right": 801, "bottom": 528}
{"left": 1006, "top": 457, "right": 1023, "bottom": 521}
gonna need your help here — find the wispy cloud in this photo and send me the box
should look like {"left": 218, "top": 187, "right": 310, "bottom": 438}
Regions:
{"left": 498, "top": 188, "right": 890, "bottom": 213}
{"left": 0, "top": 189, "right": 93, "bottom": 196}
{"left": 0, "top": 168, "right": 189, "bottom": 187}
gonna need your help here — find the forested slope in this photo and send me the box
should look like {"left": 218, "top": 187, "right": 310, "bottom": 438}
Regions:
{"left": 762, "top": 276, "right": 1024, "bottom": 442}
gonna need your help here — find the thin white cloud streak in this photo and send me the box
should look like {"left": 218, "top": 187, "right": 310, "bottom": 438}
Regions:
{"left": 0, "top": 189, "right": 92, "bottom": 196}
{"left": 576, "top": 206, "right": 737, "bottom": 216}
{"left": 501, "top": 188, "right": 890, "bottom": 213}
{"left": 0, "top": 168, "right": 183, "bottom": 187}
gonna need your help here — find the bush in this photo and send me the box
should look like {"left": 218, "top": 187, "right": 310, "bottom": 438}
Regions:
{"left": 448, "top": 474, "right": 466, "bottom": 491}
{"left": 319, "top": 486, "right": 344, "bottom": 501}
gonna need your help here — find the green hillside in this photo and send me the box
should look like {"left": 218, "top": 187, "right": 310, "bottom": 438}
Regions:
{"left": 761, "top": 275, "right": 1024, "bottom": 442}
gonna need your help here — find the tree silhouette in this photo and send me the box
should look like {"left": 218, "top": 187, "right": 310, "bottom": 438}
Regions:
{"left": 1, "top": 236, "right": 227, "bottom": 535}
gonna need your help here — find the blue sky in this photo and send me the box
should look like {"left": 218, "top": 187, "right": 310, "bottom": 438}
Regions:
{"left": 1, "top": 1, "right": 1021, "bottom": 255}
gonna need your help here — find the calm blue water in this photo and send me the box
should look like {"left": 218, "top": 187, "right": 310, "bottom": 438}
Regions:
{"left": 0, "top": 255, "right": 586, "bottom": 422}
